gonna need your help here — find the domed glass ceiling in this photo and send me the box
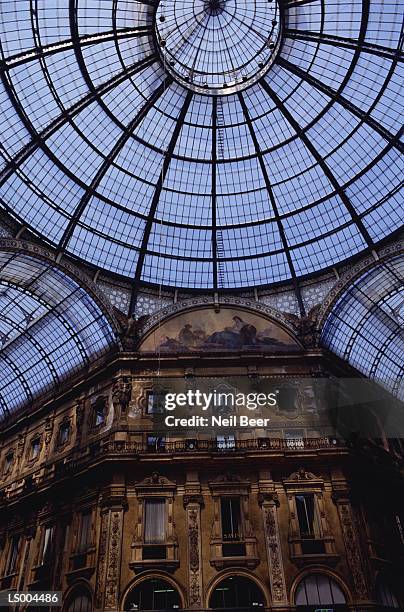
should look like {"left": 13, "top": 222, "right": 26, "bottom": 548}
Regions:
{"left": 0, "top": 251, "right": 118, "bottom": 419}
{"left": 0, "top": 0, "right": 402, "bottom": 290}
{"left": 322, "top": 254, "right": 404, "bottom": 400}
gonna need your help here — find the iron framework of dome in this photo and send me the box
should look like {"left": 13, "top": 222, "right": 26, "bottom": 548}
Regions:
{"left": 0, "top": 250, "right": 119, "bottom": 418}
{"left": 0, "top": 0, "right": 403, "bottom": 290}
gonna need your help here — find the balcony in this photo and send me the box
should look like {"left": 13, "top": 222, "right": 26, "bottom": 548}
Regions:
{"left": 0, "top": 436, "right": 344, "bottom": 505}
{"left": 136, "top": 436, "right": 341, "bottom": 454}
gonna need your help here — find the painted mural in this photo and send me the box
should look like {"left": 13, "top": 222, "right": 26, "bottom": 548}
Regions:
{"left": 139, "top": 308, "right": 300, "bottom": 353}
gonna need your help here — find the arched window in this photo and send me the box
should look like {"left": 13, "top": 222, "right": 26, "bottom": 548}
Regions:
{"left": 209, "top": 576, "right": 265, "bottom": 609}
{"left": 65, "top": 587, "right": 92, "bottom": 612}
{"left": 295, "top": 574, "right": 347, "bottom": 610}
{"left": 124, "top": 578, "right": 182, "bottom": 610}
{"left": 376, "top": 577, "right": 400, "bottom": 609}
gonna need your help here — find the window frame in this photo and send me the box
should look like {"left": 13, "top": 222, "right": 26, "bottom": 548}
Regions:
{"left": 5, "top": 535, "right": 20, "bottom": 576}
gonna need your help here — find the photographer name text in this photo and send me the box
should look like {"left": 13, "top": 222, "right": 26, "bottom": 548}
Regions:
{"left": 165, "top": 415, "right": 271, "bottom": 428}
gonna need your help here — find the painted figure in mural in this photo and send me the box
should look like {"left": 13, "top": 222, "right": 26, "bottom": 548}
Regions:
{"left": 140, "top": 308, "right": 300, "bottom": 353}
{"left": 206, "top": 316, "right": 257, "bottom": 348}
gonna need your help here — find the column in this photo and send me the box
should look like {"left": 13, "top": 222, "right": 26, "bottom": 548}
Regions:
{"left": 333, "top": 488, "right": 370, "bottom": 604}
{"left": 258, "top": 490, "right": 288, "bottom": 609}
{"left": 184, "top": 472, "right": 204, "bottom": 609}
{"left": 95, "top": 485, "right": 127, "bottom": 611}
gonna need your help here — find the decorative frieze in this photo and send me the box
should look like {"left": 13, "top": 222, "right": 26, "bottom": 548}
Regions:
{"left": 258, "top": 491, "right": 287, "bottom": 605}
{"left": 104, "top": 510, "right": 124, "bottom": 610}
{"left": 184, "top": 499, "right": 203, "bottom": 608}
{"left": 95, "top": 486, "right": 126, "bottom": 611}
{"left": 333, "top": 491, "right": 369, "bottom": 601}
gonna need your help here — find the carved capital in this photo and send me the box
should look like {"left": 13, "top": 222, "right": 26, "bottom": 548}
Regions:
{"left": 183, "top": 494, "right": 204, "bottom": 508}
{"left": 258, "top": 492, "right": 279, "bottom": 507}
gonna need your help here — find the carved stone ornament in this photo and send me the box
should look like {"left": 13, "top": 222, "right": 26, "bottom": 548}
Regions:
{"left": 187, "top": 507, "right": 202, "bottom": 607}
{"left": 261, "top": 500, "right": 287, "bottom": 603}
{"left": 286, "top": 467, "right": 318, "bottom": 481}
{"left": 210, "top": 472, "right": 247, "bottom": 484}
{"left": 104, "top": 511, "right": 124, "bottom": 610}
{"left": 135, "top": 472, "right": 176, "bottom": 491}
{"left": 112, "top": 376, "right": 132, "bottom": 421}
{"left": 282, "top": 304, "right": 321, "bottom": 347}
{"left": 17, "top": 433, "right": 25, "bottom": 459}
{"left": 75, "top": 399, "right": 85, "bottom": 431}
{"left": 183, "top": 494, "right": 204, "bottom": 509}
{"left": 44, "top": 416, "right": 54, "bottom": 446}
{"left": 258, "top": 492, "right": 279, "bottom": 507}
{"left": 337, "top": 502, "right": 368, "bottom": 600}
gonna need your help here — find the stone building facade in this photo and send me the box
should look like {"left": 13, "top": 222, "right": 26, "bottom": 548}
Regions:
{"left": 0, "top": 299, "right": 402, "bottom": 612}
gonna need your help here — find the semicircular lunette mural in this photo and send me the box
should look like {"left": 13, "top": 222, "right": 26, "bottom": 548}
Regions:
{"left": 139, "top": 307, "right": 301, "bottom": 353}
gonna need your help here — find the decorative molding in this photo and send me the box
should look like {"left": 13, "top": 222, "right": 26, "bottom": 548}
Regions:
{"left": 284, "top": 467, "right": 320, "bottom": 482}
{"left": 104, "top": 510, "right": 124, "bottom": 610}
{"left": 135, "top": 472, "right": 176, "bottom": 493}
{"left": 260, "top": 496, "right": 287, "bottom": 604}
{"left": 187, "top": 506, "right": 203, "bottom": 608}
{"left": 112, "top": 376, "right": 132, "bottom": 425}
{"left": 335, "top": 499, "right": 369, "bottom": 600}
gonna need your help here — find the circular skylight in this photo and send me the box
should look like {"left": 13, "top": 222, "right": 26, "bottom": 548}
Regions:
{"left": 0, "top": 0, "right": 402, "bottom": 290}
{"left": 155, "top": 0, "right": 282, "bottom": 94}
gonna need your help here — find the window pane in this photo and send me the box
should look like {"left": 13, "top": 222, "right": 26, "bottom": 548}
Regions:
{"left": 221, "top": 497, "right": 241, "bottom": 541}
{"left": 296, "top": 494, "right": 315, "bottom": 537}
{"left": 144, "top": 499, "right": 165, "bottom": 544}
{"left": 7, "top": 536, "right": 19, "bottom": 574}
{"left": 41, "top": 526, "right": 54, "bottom": 564}
{"left": 78, "top": 513, "right": 92, "bottom": 552}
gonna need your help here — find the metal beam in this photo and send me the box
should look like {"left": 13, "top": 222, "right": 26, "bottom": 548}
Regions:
{"left": 57, "top": 77, "right": 172, "bottom": 251}
{"left": 277, "top": 57, "right": 404, "bottom": 155}
{"left": 0, "top": 54, "right": 157, "bottom": 189}
{"left": 2, "top": 26, "right": 152, "bottom": 69}
{"left": 211, "top": 97, "right": 218, "bottom": 289}
{"left": 237, "top": 92, "right": 306, "bottom": 317}
{"left": 285, "top": 28, "right": 404, "bottom": 62}
{"left": 130, "top": 90, "right": 193, "bottom": 312}
{"left": 260, "top": 79, "right": 375, "bottom": 248}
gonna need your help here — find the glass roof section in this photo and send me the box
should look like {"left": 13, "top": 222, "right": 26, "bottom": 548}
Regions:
{"left": 0, "top": 0, "right": 402, "bottom": 290}
{"left": 321, "top": 255, "right": 404, "bottom": 400}
{"left": 0, "top": 252, "right": 118, "bottom": 419}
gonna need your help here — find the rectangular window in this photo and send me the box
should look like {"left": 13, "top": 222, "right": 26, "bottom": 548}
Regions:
{"left": 4, "top": 452, "right": 14, "bottom": 473}
{"left": 94, "top": 403, "right": 105, "bottom": 426}
{"left": 216, "top": 435, "right": 235, "bottom": 450}
{"left": 143, "top": 499, "right": 166, "bottom": 560}
{"left": 40, "top": 526, "right": 54, "bottom": 565}
{"left": 221, "top": 497, "right": 241, "bottom": 541}
{"left": 31, "top": 438, "right": 41, "bottom": 459}
{"left": 146, "top": 392, "right": 164, "bottom": 414}
{"left": 144, "top": 499, "right": 165, "bottom": 543}
{"left": 78, "top": 512, "right": 92, "bottom": 552}
{"left": 295, "top": 494, "right": 325, "bottom": 554}
{"left": 6, "top": 536, "right": 20, "bottom": 574}
{"left": 296, "top": 494, "right": 315, "bottom": 538}
{"left": 146, "top": 436, "right": 166, "bottom": 452}
{"left": 59, "top": 422, "right": 70, "bottom": 445}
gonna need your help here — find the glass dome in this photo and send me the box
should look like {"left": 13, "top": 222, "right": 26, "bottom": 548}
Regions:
{"left": 0, "top": 0, "right": 402, "bottom": 289}
{"left": 0, "top": 251, "right": 118, "bottom": 418}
